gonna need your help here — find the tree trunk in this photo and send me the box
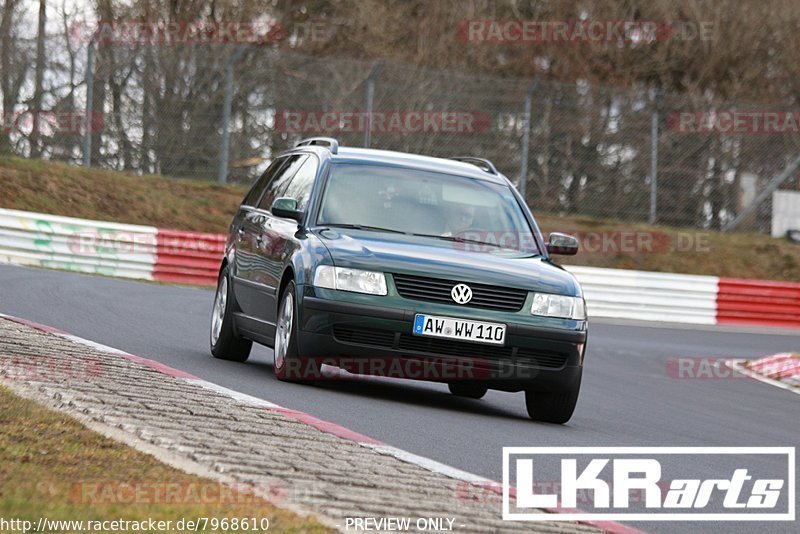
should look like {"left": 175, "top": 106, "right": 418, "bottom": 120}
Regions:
{"left": 30, "top": 0, "right": 46, "bottom": 158}
{"left": 0, "top": 0, "right": 18, "bottom": 154}
{"left": 89, "top": 0, "right": 115, "bottom": 165}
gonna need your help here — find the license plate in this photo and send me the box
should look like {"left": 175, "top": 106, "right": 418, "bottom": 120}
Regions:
{"left": 413, "top": 314, "right": 506, "bottom": 345}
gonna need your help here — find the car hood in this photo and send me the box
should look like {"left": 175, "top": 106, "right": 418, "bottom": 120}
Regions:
{"left": 314, "top": 228, "right": 581, "bottom": 296}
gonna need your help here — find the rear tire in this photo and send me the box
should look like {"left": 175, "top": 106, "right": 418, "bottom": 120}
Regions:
{"left": 210, "top": 265, "right": 252, "bottom": 362}
{"left": 524, "top": 371, "right": 581, "bottom": 424}
{"left": 448, "top": 383, "right": 488, "bottom": 399}
{"left": 273, "top": 281, "right": 309, "bottom": 383}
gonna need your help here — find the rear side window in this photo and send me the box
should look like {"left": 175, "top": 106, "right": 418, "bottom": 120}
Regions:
{"left": 243, "top": 157, "right": 286, "bottom": 206}
{"left": 258, "top": 154, "right": 307, "bottom": 211}
{"left": 281, "top": 156, "right": 318, "bottom": 211}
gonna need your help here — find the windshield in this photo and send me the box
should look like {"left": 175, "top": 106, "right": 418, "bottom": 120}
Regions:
{"left": 317, "top": 164, "right": 539, "bottom": 254}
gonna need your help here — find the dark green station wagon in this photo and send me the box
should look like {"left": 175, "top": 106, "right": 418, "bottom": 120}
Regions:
{"left": 210, "top": 137, "right": 587, "bottom": 423}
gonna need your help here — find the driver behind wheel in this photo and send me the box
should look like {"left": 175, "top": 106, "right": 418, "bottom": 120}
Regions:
{"left": 443, "top": 204, "right": 476, "bottom": 236}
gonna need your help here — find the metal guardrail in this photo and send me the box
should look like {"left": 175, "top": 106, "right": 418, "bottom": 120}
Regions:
{"left": 565, "top": 266, "right": 719, "bottom": 325}
{"left": 717, "top": 278, "right": 800, "bottom": 328}
{"left": 0, "top": 208, "right": 157, "bottom": 280}
{"left": 154, "top": 230, "right": 225, "bottom": 286}
{"left": 0, "top": 208, "right": 222, "bottom": 285}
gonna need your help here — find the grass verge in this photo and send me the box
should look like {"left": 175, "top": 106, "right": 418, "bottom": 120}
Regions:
{"left": 0, "top": 156, "right": 246, "bottom": 233}
{"left": 536, "top": 214, "right": 800, "bottom": 281}
{"left": 0, "top": 384, "right": 329, "bottom": 533}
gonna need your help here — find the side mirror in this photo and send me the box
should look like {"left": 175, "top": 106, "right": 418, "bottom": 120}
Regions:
{"left": 546, "top": 232, "right": 579, "bottom": 255}
{"left": 271, "top": 197, "right": 303, "bottom": 223}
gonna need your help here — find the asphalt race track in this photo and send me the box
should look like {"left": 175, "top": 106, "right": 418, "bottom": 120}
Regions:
{"left": 2, "top": 264, "right": 798, "bottom": 534}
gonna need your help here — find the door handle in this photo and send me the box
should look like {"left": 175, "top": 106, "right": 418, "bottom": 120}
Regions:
{"left": 237, "top": 227, "right": 244, "bottom": 239}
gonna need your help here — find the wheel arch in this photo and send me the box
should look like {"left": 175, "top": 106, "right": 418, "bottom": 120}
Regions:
{"left": 278, "top": 266, "right": 296, "bottom": 301}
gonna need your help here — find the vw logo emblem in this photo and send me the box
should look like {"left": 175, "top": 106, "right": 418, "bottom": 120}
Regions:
{"left": 451, "top": 283, "right": 473, "bottom": 304}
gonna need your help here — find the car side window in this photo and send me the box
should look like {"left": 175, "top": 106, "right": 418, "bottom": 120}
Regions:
{"left": 243, "top": 157, "right": 286, "bottom": 207}
{"left": 257, "top": 154, "right": 307, "bottom": 212}
{"left": 281, "top": 156, "right": 319, "bottom": 211}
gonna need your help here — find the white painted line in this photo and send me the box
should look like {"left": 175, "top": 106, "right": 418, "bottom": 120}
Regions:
{"left": 59, "top": 333, "right": 132, "bottom": 356}
{"left": 362, "top": 443, "right": 490, "bottom": 484}
{"left": 184, "top": 378, "right": 283, "bottom": 409}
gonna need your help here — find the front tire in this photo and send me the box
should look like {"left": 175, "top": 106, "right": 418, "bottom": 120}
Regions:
{"left": 524, "top": 371, "right": 581, "bottom": 424}
{"left": 210, "top": 265, "right": 252, "bottom": 362}
{"left": 273, "top": 281, "right": 308, "bottom": 383}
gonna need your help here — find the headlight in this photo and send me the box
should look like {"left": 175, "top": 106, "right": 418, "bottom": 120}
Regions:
{"left": 531, "top": 293, "right": 586, "bottom": 320}
{"left": 313, "top": 266, "right": 387, "bottom": 295}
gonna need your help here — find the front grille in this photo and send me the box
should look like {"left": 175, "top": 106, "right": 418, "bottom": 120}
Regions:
{"left": 333, "top": 326, "right": 395, "bottom": 348}
{"left": 516, "top": 348, "right": 570, "bottom": 369}
{"left": 331, "top": 327, "right": 569, "bottom": 369}
{"left": 392, "top": 273, "right": 527, "bottom": 312}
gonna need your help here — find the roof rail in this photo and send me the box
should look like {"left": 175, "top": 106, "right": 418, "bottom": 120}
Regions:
{"left": 449, "top": 156, "right": 498, "bottom": 175}
{"left": 295, "top": 137, "right": 339, "bottom": 154}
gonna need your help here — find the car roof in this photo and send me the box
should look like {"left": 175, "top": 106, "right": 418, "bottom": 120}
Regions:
{"left": 286, "top": 145, "right": 509, "bottom": 185}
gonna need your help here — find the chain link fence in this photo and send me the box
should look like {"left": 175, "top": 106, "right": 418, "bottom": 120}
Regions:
{"left": 5, "top": 40, "right": 800, "bottom": 234}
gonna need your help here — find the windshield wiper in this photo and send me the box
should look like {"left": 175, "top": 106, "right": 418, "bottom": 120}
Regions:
{"left": 322, "top": 223, "right": 408, "bottom": 235}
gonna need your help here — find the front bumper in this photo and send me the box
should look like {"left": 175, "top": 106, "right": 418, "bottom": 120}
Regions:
{"left": 297, "top": 291, "right": 586, "bottom": 392}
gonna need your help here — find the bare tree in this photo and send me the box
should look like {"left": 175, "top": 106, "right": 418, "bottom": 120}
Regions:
{"left": 0, "top": 0, "right": 19, "bottom": 154}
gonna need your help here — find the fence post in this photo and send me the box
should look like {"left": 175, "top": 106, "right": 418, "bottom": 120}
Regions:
{"left": 82, "top": 37, "right": 95, "bottom": 167}
{"left": 218, "top": 46, "right": 246, "bottom": 184}
{"left": 518, "top": 78, "right": 539, "bottom": 203}
{"left": 364, "top": 60, "right": 384, "bottom": 148}
{"left": 649, "top": 89, "right": 660, "bottom": 224}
